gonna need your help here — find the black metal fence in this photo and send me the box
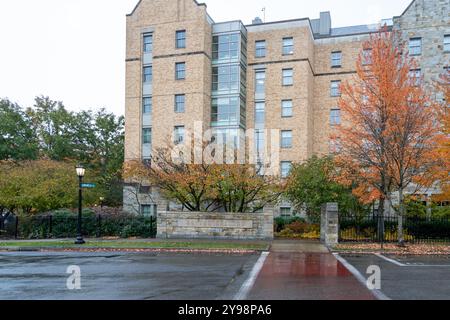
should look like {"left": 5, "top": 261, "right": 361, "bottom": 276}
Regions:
{"left": 339, "top": 214, "right": 450, "bottom": 243}
{"left": 0, "top": 215, "right": 157, "bottom": 240}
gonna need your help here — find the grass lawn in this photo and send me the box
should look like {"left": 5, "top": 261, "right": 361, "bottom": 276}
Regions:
{"left": 0, "top": 240, "right": 269, "bottom": 251}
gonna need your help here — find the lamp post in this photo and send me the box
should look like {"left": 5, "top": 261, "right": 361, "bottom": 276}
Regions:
{"left": 75, "top": 165, "right": 86, "bottom": 245}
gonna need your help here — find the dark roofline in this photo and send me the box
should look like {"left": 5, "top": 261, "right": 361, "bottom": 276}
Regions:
{"left": 127, "top": 0, "right": 207, "bottom": 17}
{"left": 245, "top": 17, "right": 310, "bottom": 28}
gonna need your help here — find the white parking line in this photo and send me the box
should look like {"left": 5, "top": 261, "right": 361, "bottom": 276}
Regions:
{"left": 333, "top": 253, "right": 391, "bottom": 300}
{"left": 233, "top": 251, "right": 269, "bottom": 300}
{"left": 375, "top": 254, "right": 406, "bottom": 266}
{"left": 375, "top": 254, "right": 450, "bottom": 267}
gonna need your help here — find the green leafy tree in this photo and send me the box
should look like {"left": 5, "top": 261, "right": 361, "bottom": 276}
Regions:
{"left": 286, "top": 156, "right": 367, "bottom": 219}
{"left": 0, "top": 160, "right": 101, "bottom": 215}
{"left": 27, "top": 96, "right": 77, "bottom": 161}
{"left": 0, "top": 99, "right": 38, "bottom": 160}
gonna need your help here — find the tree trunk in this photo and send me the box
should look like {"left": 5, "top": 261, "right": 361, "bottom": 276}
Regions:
{"left": 398, "top": 188, "right": 405, "bottom": 246}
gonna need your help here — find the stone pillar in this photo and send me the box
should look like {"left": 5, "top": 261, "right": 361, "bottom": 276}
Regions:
{"left": 320, "top": 203, "right": 339, "bottom": 246}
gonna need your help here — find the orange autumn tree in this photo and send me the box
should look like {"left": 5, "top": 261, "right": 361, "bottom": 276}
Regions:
{"left": 433, "top": 71, "right": 450, "bottom": 202}
{"left": 336, "top": 29, "right": 443, "bottom": 245}
{"left": 124, "top": 138, "right": 282, "bottom": 213}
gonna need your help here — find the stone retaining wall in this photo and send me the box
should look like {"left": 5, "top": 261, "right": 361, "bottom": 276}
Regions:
{"left": 157, "top": 211, "right": 274, "bottom": 240}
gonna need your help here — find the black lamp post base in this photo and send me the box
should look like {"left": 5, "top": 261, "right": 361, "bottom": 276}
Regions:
{"left": 75, "top": 237, "right": 85, "bottom": 245}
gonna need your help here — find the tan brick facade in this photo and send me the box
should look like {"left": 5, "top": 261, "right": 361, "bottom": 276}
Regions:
{"left": 124, "top": 0, "right": 449, "bottom": 216}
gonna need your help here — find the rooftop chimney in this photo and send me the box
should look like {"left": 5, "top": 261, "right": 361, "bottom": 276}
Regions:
{"left": 252, "top": 17, "right": 263, "bottom": 25}
{"left": 319, "top": 11, "right": 331, "bottom": 35}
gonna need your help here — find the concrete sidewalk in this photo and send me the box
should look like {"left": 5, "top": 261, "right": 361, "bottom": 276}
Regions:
{"left": 246, "top": 240, "right": 376, "bottom": 300}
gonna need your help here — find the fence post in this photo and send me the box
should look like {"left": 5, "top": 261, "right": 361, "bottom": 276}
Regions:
{"left": 320, "top": 203, "right": 339, "bottom": 246}
{"left": 15, "top": 216, "right": 19, "bottom": 240}
{"left": 49, "top": 215, "right": 53, "bottom": 238}
{"left": 96, "top": 215, "right": 102, "bottom": 238}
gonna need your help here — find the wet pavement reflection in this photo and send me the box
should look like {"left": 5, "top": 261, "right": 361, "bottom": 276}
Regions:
{"left": 248, "top": 252, "right": 376, "bottom": 300}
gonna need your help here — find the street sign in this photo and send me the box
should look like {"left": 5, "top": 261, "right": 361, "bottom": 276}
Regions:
{"left": 81, "top": 183, "right": 96, "bottom": 189}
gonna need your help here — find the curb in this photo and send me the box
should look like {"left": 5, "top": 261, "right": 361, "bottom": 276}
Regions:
{"left": 0, "top": 246, "right": 264, "bottom": 254}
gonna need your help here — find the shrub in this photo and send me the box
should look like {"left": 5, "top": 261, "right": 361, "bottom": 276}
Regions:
{"left": 274, "top": 216, "right": 306, "bottom": 232}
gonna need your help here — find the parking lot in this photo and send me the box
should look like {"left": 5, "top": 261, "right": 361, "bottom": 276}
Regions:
{"left": 0, "top": 252, "right": 259, "bottom": 300}
{"left": 339, "top": 254, "right": 450, "bottom": 300}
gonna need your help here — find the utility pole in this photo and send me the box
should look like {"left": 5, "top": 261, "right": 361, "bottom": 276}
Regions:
{"left": 262, "top": 7, "right": 266, "bottom": 22}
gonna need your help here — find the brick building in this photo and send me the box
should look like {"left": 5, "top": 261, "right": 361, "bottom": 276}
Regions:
{"left": 124, "top": 0, "right": 450, "bottom": 216}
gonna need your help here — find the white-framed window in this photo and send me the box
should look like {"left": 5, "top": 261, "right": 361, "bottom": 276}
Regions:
{"left": 409, "top": 38, "right": 422, "bottom": 56}
{"left": 329, "top": 138, "right": 342, "bottom": 154}
{"left": 143, "top": 96, "right": 152, "bottom": 114}
{"left": 176, "top": 30, "right": 186, "bottom": 49}
{"left": 331, "top": 80, "right": 341, "bottom": 97}
{"left": 255, "top": 102, "right": 265, "bottom": 125}
{"left": 362, "top": 48, "right": 372, "bottom": 65}
{"left": 282, "top": 37, "right": 294, "bottom": 55}
{"left": 409, "top": 69, "right": 421, "bottom": 86}
{"left": 175, "top": 62, "right": 186, "bottom": 80}
{"left": 282, "top": 68, "right": 293, "bottom": 86}
{"left": 143, "top": 66, "right": 152, "bottom": 83}
{"left": 281, "top": 130, "right": 293, "bottom": 149}
{"left": 331, "top": 51, "right": 342, "bottom": 68}
{"left": 444, "top": 35, "right": 450, "bottom": 52}
{"left": 280, "top": 207, "right": 292, "bottom": 217}
{"left": 174, "top": 126, "right": 185, "bottom": 144}
{"left": 280, "top": 161, "right": 292, "bottom": 178}
{"left": 175, "top": 94, "right": 185, "bottom": 113}
{"left": 330, "top": 108, "right": 341, "bottom": 126}
{"left": 143, "top": 34, "right": 153, "bottom": 53}
{"left": 282, "top": 100, "right": 293, "bottom": 117}
{"left": 141, "top": 204, "right": 157, "bottom": 217}
{"left": 255, "top": 70, "right": 266, "bottom": 93}
{"left": 143, "top": 128, "right": 152, "bottom": 144}
{"left": 255, "top": 40, "right": 266, "bottom": 58}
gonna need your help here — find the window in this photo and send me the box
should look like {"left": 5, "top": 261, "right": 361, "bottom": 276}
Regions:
{"left": 362, "top": 49, "right": 372, "bottom": 65}
{"left": 143, "top": 66, "right": 152, "bottom": 83}
{"left": 255, "top": 70, "right": 266, "bottom": 93}
{"left": 212, "top": 65, "right": 239, "bottom": 92}
{"left": 143, "top": 96, "right": 152, "bottom": 114}
{"left": 212, "top": 96, "right": 239, "bottom": 126}
{"left": 444, "top": 35, "right": 450, "bottom": 52}
{"left": 330, "top": 109, "right": 341, "bottom": 126}
{"left": 409, "top": 69, "right": 421, "bottom": 86}
{"left": 255, "top": 102, "right": 265, "bottom": 124}
{"left": 282, "top": 37, "right": 294, "bottom": 55}
{"left": 331, "top": 51, "right": 342, "bottom": 68}
{"left": 174, "top": 126, "right": 185, "bottom": 144}
{"left": 212, "top": 34, "right": 240, "bottom": 61}
{"left": 175, "top": 94, "right": 185, "bottom": 113}
{"left": 409, "top": 38, "right": 422, "bottom": 56}
{"left": 330, "top": 80, "right": 341, "bottom": 97}
{"left": 141, "top": 204, "right": 157, "bottom": 217}
{"left": 175, "top": 62, "right": 185, "bottom": 80}
{"left": 282, "top": 68, "right": 293, "bottom": 86}
{"left": 281, "top": 130, "right": 293, "bottom": 148}
{"left": 280, "top": 161, "right": 292, "bottom": 178}
{"left": 143, "top": 128, "right": 152, "bottom": 144}
{"left": 143, "top": 34, "right": 153, "bottom": 53}
{"left": 282, "top": 100, "right": 293, "bottom": 117}
{"left": 280, "top": 207, "right": 292, "bottom": 217}
{"left": 176, "top": 30, "right": 186, "bottom": 49}
{"left": 255, "top": 40, "right": 266, "bottom": 58}
{"left": 329, "top": 139, "right": 342, "bottom": 154}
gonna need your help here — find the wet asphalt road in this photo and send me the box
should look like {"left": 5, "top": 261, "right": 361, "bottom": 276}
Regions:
{"left": 340, "top": 254, "right": 450, "bottom": 300}
{"left": 0, "top": 252, "right": 259, "bottom": 300}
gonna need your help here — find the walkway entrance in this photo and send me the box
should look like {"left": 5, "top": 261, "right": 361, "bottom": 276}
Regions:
{"left": 245, "top": 240, "right": 376, "bottom": 300}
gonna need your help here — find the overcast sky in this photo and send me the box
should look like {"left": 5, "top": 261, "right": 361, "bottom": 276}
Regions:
{"left": 0, "top": 0, "right": 412, "bottom": 115}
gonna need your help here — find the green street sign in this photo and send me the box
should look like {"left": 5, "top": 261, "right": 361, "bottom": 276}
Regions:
{"left": 81, "top": 183, "right": 96, "bottom": 189}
